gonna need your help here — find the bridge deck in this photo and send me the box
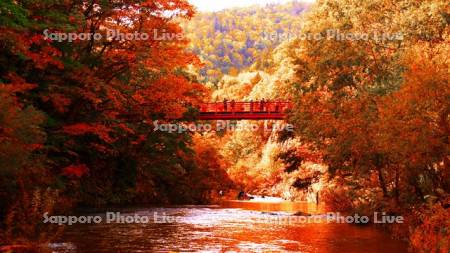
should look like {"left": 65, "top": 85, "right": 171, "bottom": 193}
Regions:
{"left": 198, "top": 101, "right": 291, "bottom": 120}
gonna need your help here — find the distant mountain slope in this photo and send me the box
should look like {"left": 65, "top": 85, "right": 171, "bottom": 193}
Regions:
{"left": 183, "top": 1, "right": 311, "bottom": 82}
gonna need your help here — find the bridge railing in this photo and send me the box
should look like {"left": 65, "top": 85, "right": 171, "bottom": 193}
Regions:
{"left": 199, "top": 101, "right": 291, "bottom": 114}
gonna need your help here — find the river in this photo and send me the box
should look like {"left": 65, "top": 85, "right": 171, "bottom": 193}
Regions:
{"left": 51, "top": 200, "right": 408, "bottom": 252}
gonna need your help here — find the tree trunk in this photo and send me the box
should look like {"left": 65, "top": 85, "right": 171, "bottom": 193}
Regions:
{"left": 377, "top": 167, "right": 388, "bottom": 197}
{"left": 394, "top": 167, "right": 400, "bottom": 203}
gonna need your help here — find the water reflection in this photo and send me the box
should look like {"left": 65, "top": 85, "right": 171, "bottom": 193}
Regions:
{"left": 53, "top": 201, "right": 408, "bottom": 253}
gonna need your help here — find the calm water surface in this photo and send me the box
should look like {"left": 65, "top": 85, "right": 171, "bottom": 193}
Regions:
{"left": 51, "top": 201, "right": 408, "bottom": 252}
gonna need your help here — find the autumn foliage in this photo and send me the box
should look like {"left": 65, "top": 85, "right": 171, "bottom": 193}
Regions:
{"left": 0, "top": 0, "right": 222, "bottom": 244}
{"left": 288, "top": 0, "right": 449, "bottom": 251}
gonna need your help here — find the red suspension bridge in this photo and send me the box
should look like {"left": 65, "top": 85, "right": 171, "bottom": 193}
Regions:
{"left": 198, "top": 101, "right": 292, "bottom": 120}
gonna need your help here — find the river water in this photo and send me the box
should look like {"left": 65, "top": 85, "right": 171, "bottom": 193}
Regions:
{"left": 51, "top": 201, "right": 408, "bottom": 253}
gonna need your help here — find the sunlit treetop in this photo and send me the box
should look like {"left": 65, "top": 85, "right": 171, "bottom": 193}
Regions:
{"left": 189, "top": 0, "right": 315, "bottom": 12}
